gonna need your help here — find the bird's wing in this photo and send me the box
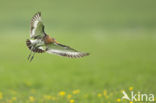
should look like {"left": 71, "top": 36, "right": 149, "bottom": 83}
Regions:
{"left": 46, "top": 43, "right": 89, "bottom": 58}
{"left": 30, "top": 12, "right": 45, "bottom": 39}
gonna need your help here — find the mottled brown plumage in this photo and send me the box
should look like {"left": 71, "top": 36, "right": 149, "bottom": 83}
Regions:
{"left": 43, "top": 35, "right": 57, "bottom": 44}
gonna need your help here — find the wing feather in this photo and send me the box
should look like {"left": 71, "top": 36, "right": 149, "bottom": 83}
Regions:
{"left": 30, "top": 12, "right": 45, "bottom": 39}
{"left": 46, "top": 43, "right": 89, "bottom": 58}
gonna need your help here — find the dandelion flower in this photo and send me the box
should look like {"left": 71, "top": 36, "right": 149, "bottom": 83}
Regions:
{"left": 105, "top": 95, "right": 109, "bottom": 99}
{"left": 51, "top": 97, "right": 56, "bottom": 101}
{"left": 43, "top": 95, "right": 52, "bottom": 100}
{"left": 103, "top": 90, "right": 107, "bottom": 96}
{"left": 72, "top": 89, "right": 80, "bottom": 95}
{"left": 8, "top": 99, "right": 13, "bottom": 103}
{"left": 70, "top": 99, "right": 75, "bottom": 103}
{"left": 29, "top": 96, "right": 35, "bottom": 102}
{"left": 0, "top": 92, "right": 3, "bottom": 100}
{"left": 59, "top": 91, "right": 66, "bottom": 96}
{"left": 12, "top": 97, "right": 17, "bottom": 101}
{"left": 129, "top": 87, "right": 133, "bottom": 91}
{"left": 67, "top": 94, "right": 72, "bottom": 99}
{"left": 129, "top": 101, "right": 133, "bottom": 103}
{"left": 116, "top": 98, "right": 121, "bottom": 102}
{"left": 97, "top": 93, "right": 102, "bottom": 98}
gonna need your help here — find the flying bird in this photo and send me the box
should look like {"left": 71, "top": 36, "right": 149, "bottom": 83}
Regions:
{"left": 26, "top": 12, "right": 89, "bottom": 62}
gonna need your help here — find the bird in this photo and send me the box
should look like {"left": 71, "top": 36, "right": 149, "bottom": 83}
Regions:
{"left": 26, "top": 12, "right": 89, "bottom": 62}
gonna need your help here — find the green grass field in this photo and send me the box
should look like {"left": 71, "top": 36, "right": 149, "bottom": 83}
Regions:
{"left": 0, "top": 0, "right": 156, "bottom": 103}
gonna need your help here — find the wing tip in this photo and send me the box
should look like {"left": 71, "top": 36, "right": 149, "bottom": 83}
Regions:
{"left": 37, "top": 12, "right": 41, "bottom": 16}
{"left": 68, "top": 52, "right": 90, "bottom": 58}
{"left": 33, "top": 12, "right": 41, "bottom": 17}
{"left": 31, "top": 12, "right": 42, "bottom": 22}
{"left": 78, "top": 52, "right": 90, "bottom": 58}
{"left": 85, "top": 52, "right": 90, "bottom": 56}
{"left": 30, "top": 12, "right": 43, "bottom": 38}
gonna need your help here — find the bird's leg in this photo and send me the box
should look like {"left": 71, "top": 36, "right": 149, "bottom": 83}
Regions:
{"left": 29, "top": 45, "right": 43, "bottom": 62}
{"left": 29, "top": 52, "right": 35, "bottom": 62}
{"left": 29, "top": 44, "right": 38, "bottom": 62}
{"left": 28, "top": 46, "right": 33, "bottom": 60}
{"left": 28, "top": 43, "right": 44, "bottom": 62}
{"left": 28, "top": 44, "right": 36, "bottom": 61}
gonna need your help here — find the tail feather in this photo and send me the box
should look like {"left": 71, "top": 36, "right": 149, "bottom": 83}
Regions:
{"left": 26, "top": 39, "right": 45, "bottom": 53}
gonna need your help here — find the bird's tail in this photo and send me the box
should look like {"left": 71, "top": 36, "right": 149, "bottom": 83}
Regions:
{"left": 26, "top": 39, "right": 45, "bottom": 53}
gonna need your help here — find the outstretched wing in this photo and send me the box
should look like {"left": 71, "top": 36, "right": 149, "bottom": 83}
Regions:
{"left": 46, "top": 43, "right": 89, "bottom": 58}
{"left": 30, "top": 12, "right": 45, "bottom": 39}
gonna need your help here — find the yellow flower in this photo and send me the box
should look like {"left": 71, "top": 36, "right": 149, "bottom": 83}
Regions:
{"left": 29, "top": 96, "right": 35, "bottom": 102}
{"left": 12, "top": 97, "right": 17, "bottom": 101}
{"left": 43, "top": 95, "right": 52, "bottom": 100}
{"left": 103, "top": 90, "right": 107, "bottom": 96}
{"left": 67, "top": 94, "right": 72, "bottom": 99}
{"left": 129, "top": 87, "right": 133, "bottom": 91}
{"left": 70, "top": 99, "right": 75, "bottom": 103}
{"left": 51, "top": 97, "right": 56, "bottom": 101}
{"left": 59, "top": 91, "right": 66, "bottom": 96}
{"left": 116, "top": 98, "right": 121, "bottom": 102}
{"left": 0, "top": 92, "right": 3, "bottom": 100}
{"left": 105, "top": 95, "right": 109, "bottom": 99}
{"left": 8, "top": 99, "right": 13, "bottom": 103}
{"left": 72, "top": 89, "right": 80, "bottom": 95}
{"left": 129, "top": 101, "right": 133, "bottom": 103}
{"left": 97, "top": 93, "right": 102, "bottom": 98}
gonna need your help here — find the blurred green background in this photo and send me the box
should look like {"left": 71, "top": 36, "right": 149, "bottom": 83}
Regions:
{"left": 0, "top": 0, "right": 156, "bottom": 102}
